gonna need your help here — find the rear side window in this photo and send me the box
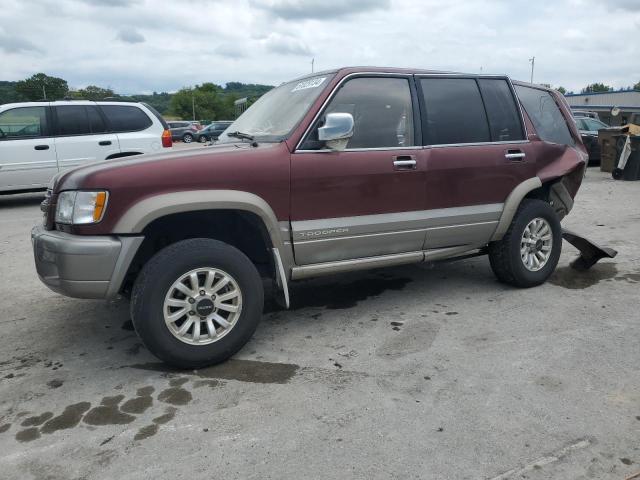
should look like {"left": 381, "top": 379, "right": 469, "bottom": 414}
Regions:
{"left": 87, "top": 106, "right": 107, "bottom": 133}
{"left": 420, "top": 78, "right": 490, "bottom": 145}
{"left": 478, "top": 79, "right": 524, "bottom": 141}
{"left": 101, "top": 105, "right": 152, "bottom": 133}
{"left": 515, "top": 85, "right": 574, "bottom": 146}
{"left": 0, "top": 106, "right": 48, "bottom": 138}
{"left": 55, "top": 105, "right": 107, "bottom": 135}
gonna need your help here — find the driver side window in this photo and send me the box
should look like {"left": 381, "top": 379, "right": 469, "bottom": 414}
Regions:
{"left": 301, "top": 77, "right": 415, "bottom": 150}
{"left": 0, "top": 107, "right": 48, "bottom": 139}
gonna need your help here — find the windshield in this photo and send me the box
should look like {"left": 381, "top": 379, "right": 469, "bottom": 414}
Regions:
{"left": 218, "top": 74, "right": 333, "bottom": 143}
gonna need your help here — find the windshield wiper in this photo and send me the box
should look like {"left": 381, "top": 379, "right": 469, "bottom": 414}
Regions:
{"left": 226, "top": 131, "right": 255, "bottom": 142}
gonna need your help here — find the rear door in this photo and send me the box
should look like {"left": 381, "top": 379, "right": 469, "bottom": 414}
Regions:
{"left": 0, "top": 105, "right": 58, "bottom": 191}
{"left": 53, "top": 104, "right": 120, "bottom": 171}
{"left": 416, "top": 76, "right": 537, "bottom": 250}
{"left": 290, "top": 75, "right": 425, "bottom": 265}
{"left": 101, "top": 104, "right": 157, "bottom": 154}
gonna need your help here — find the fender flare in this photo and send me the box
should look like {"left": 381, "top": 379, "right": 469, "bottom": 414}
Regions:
{"left": 113, "top": 189, "right": 289, "bottom": 257}
{"left": 490, "top": 177, "right": 542, "bottom": 241}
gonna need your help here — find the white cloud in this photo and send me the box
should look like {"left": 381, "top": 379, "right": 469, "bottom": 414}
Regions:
{"left": 0, "top": 0, "right": 639, "bottom": 93}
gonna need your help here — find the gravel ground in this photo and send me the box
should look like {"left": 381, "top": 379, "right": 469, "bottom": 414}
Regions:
{"left": 0, "top": 168, "right": 638, "bottom": 480}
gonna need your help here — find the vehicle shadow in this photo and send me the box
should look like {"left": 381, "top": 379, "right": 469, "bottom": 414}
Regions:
{"left": 0, "top": 192, "right": 45, "bottom": 209}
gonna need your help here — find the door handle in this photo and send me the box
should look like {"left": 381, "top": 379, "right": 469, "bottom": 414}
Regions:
{"left": 99, "top": 140, "right": 112, "bottom": 146}
{"left": 393, "top": 155, "right": 417, "bottom": 170}
{"left": 505, "top": 150, "right": 526, "bottom": 161}
{"left": 34, "top": 145, "right": 49, "bottom": 151}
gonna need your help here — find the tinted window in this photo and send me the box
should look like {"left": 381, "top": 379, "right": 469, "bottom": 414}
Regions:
{"left": 101, "top": 105, "right": 152, "bottom": 132}
{"left": 515, "top": 85, "right": 574, "bottom": 145}
{"left": 583, "top": 118, "right": 608, "bottom": 131}
{"left": 478, "top": 79, "right": 524, "bottom": 141}
{"left": 0, "top": 107, "right": 48, "bottom": 139}
{"left": 55, "top": 105, "right": 90, "bottom": 135}
{"left": 87, "top": 106, "right": 107, "bottom": 133}
{"left": 303, "top": 77, "right": 415, "bottom": 149}
{"left": 420, "top": 78, "right": 490, "bottom": 145}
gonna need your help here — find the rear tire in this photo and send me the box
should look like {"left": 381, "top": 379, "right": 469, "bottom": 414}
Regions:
{"left": 131, "top": 238, "right": 264, "bottom": 368}
{"left": 488, "top": 199, "right": 562, "bottom": 288}
{"left": 198, "top": 135, "right": 208, "bottom": 143}
{"left": 182, "top": 133, "right": 193, "bottom": 143}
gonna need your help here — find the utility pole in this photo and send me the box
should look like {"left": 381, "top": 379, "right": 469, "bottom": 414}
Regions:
{"left": 311, "top": 58, "right": 314, "bottom": 73}
{"left": 192, "top": 94, "right": 196, "bottom": 121}
{"left": 529, "top": 56, "right": 535, "bottom": 84}
{"left": 42, "top": 85, "right": 47, "bottom": 100}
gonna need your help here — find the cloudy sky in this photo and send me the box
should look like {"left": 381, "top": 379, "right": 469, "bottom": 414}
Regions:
{"left": 1, "top": 0, "right": 639, "bottom": 94}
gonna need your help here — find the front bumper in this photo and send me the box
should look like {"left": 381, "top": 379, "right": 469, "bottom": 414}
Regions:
{"left": 31, "top": 225, "right": 143, "bottom": 299}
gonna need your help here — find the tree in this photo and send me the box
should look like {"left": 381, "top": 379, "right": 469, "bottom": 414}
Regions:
{"left": 581, "top": 83, "right": 612, "bottom": 93}
{"left": 71, "top": 85, "right": 115, "bottom": 100}
{"left": 556, "top": 86, "right": 567, "bottom": 95}
{"left": 169, "top": 83, "right": 227, "bottom": 121}
{"left": 15, "top": 73, "right": 69, "bottom": 100}
{"left": 634, "top": 80, "right": 640, "bottom": 91}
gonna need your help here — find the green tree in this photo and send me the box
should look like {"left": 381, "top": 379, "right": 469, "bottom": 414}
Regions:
{"left": 556, "top": 86, "right": 567, "bottom": 94}
{"left": 71, "top": 85, "right": 115, "bottom": 100}
{"left": 634, "top": 80, "right": 640, "bottom": 90}
{"left": 15, "top": 73, "right": 69, "bottom": 100}
{"left": 581, "top": 83, "right": 612, "bottom": 93}
{"left": 169, "top": 83, "right": 227, "bottom": 121}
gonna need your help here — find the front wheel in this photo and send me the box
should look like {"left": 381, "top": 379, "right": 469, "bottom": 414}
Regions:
{"left": 182, "top": 133, "right": 193, "bottom": 143}
{"left": 488, "top": 199, "right": 562, "bottom": 288}
{"left": 131, "top": 238, "right": 264, "bottom": 368}
{"left": 198, "top": 135, "right": 208, "bottom": 143}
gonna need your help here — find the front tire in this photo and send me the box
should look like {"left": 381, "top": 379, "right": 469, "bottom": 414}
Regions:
{"left": 131, "top": 238, "right": 264, "bottom": 368}
{"left": 198, "top": 135, "right": 208, "bottom": 143}
{"left": 182, "top": 133, "right": 194, "bottom": 143}
{"left": 488, "top": 199, "right": 562, "bottom": 288}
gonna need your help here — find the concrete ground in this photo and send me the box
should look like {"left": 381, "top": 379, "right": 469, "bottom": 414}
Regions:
{"left": 0, "top": 169, "right": 638, "bottom": 480}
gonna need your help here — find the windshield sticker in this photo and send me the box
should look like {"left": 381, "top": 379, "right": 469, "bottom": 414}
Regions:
{"left": 291, "top": 77, "right": 326, "bottom": 92}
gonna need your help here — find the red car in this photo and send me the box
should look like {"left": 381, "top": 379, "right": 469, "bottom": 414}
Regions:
{"left": 32, "top": 67, "right": 587, "bottom": 368}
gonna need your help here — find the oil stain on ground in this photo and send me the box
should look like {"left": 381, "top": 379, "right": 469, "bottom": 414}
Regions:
{"left": 290, "top": 275, "right": 412, "bottom": 310}
{"left": 131, "top": 358, "right": 300, "bottom": 385}
{"left": 549, "top": 263, "right": 618, "bottom": 290}
{"left": 83, "top": 395, "right": 136, "bottom": 426}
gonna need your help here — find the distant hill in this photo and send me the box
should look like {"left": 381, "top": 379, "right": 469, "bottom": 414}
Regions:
{"left": 0, "top": 80, "right": 272, "bottom": 115}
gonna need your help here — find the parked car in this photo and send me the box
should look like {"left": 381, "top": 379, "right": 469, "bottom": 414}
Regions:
{"left": 189, "top": 121, "right": 203, "bottom": 131}
{"left": 575, "top": 116, "right": 609, "bottom": 163}
{"left": 194, "top": 121, "right": 233, "bottom": 143}
{"left": 32, "top": 67, "right": 587, "bottom": 368}
{"left": 0, "top": 100, "right": 171, "bottom": 194}
{"left": 572, "top": 110, "right": 600, "bottom": 119}
{"left": 167, "top": 121, "right": 198, "bottom": 143}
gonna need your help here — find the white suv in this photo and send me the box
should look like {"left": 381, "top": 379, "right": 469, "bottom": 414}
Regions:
{"left": 0, "top": 101, "right": 172, "bottom": 193}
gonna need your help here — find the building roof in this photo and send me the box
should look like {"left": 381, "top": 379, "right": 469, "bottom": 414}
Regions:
{"left": 564, "top": 89, "right": 640, "bottom": 109}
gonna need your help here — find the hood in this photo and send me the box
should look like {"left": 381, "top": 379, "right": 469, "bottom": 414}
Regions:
{"left": 53, "top": 142, "right": 283, "bottom": 192}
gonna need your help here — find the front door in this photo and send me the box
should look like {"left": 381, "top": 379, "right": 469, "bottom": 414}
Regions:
{"left": 290, "top": 75, "right": 426, "bottom": 265}
{"left": 0, "top": 105, "right": 58, "bottom": 191}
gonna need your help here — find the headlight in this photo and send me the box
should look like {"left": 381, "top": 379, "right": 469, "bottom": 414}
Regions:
{"left": 55, "top": 191, "right": 108, "bottom": 225}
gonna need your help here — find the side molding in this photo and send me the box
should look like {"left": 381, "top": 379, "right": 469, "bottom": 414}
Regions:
{"left": 490, "top": 177, "right": 542, "bottom": 241}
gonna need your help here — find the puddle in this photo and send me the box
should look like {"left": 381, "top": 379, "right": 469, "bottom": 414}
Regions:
{"left": 40, "top": 402, "right": 91, "bottom": 434}
{"left": 134, "top": 424, "right": 159, "bottom": 441}
{"left": 548, "top": 263, "right": 618, "bottom": 289}
{"left": 15, "top": 427, "right": 40, "bottom": 443}
{"left": 0, "top": 423, "right": 11, "bottom": 433}
{"left": 83, "top": 396, "right": 135, "bottom": 426}
{"left": 130, "top": 358, "right": 300, "bottom": 384}
{"left": 21, "top": 412, "right": 53, "bottom": 427}
{"left": 152, "top": 407, "right": 177, "bottom": 425}
{"left": 290, "top": 275, "right": 412, "bottom": 310}
{"left": 120, "top": 387, "right": 154, "bottom": 414}
{"left": 157, "top": 385, "right": 192, "bottom": 406}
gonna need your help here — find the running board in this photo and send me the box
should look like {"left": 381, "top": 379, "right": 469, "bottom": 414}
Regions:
{"left": 561, "top": 228, "right": 618, "bottom": 270}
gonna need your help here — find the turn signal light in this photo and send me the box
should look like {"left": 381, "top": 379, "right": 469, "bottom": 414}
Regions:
{"left": 93, "top": 191, "right": 107, "bottom": 222}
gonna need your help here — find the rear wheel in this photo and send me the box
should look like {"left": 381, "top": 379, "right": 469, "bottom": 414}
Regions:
{"left": 488, "top": 199, "right": 562, "bottom": 288}
{"left": 182, "top": 133, "right": 193, "bottom": 143}
{"left": 198, "top": 135, "right": 208, "bottom": 143}
{"left": 131, "top": 238, "right": 264, "bottom": 368}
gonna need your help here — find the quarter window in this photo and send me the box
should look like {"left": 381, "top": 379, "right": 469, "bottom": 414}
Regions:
{"left": 101, "top": 105, "right": 152, "bottom": 133}
{"left": 0, "top": 107, "right": 48, "bottom": 139}
{"left": 303, "top": 77, "right": 415, "bottom": 150}
{"left": 477, "top": 79, "right": 524, "bottom": 141}
{"left": 515, "top": 85, "right": 575, "bottom": 146}
{"left": 420, "top": 78, "right": 490, "bottom": 145}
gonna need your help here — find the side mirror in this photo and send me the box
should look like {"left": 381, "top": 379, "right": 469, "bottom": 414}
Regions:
{"left": 318, "top": 112, "right": 354, "bottom": 151}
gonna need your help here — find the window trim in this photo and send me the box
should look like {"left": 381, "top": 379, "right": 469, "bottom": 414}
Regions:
{"left": 0, "top": 106, "right": 51, "bottom": 141}
{"left": 415, "top": 74, "right": 528, "bottom": 147}
{"left": 295, "top": 72, "right": 422, "bottom": 153}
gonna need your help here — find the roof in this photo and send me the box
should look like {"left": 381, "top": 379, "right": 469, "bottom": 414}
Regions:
{"left": 565, "top": 89, "right": 640, "bottom": 97}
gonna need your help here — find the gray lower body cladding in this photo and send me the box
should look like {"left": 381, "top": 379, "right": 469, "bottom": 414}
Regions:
{"left": 291, "top": 204, "right": 503, "bottom": 265}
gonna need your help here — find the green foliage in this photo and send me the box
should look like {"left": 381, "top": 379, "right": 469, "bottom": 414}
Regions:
{"left": 15, "top": 73, "right": 69, "bottom": 100}
{"left": 127, "top": 92, "right": 172, "bottom": 115}
{"left": 0, "top": 81, "right": 25, "bottom": 104}
{"left": 556, "top": 86, "right": 567, "bottom": 94}
{"left": 70, "top": 85, "right": 115, "bottom": 100}
{"left": 634, "top": 80, "right": 640, "bottom": 91}
{"left": 581, "top": 83, "right": 612, "bottom": 93}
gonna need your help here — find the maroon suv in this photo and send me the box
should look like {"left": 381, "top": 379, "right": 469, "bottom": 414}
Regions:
{"left": 32, "top": 67, "right": 587, "bottom": 368}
